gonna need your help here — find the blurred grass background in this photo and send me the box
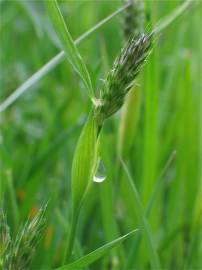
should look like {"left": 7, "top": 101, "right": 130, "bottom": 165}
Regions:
{"left": 0, "top": 0, "right": 201, "bottom": 269}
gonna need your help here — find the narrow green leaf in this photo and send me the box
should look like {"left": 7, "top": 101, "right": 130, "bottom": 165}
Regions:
{"left": 62, "top": 111, "right": 99, "bottom": 263}
{"left": 121, "top": 160, "right": 161, "bottom": 270}
{"left": 56, "top": 229, "right": 138, "bottom": 270}
{"left": 153, "top": 0, "right": 195, "bottom": 35}
{"left": 71, "top": 111, "right": 98, "bottom": 211}
{"left": 46, "top": 0, "right": 94, "bottom": 99}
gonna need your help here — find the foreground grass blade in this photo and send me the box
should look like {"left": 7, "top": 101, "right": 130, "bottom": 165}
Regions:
{"left": 71, "top": 112, "right": 98, "bottom": 212}
{"left": 56, "top": 229, "right": 138, "bottom": 270}
{"left": 46, "top": 0, "right": 94, "bottom": 99}
{"left": 121, "top": 160, "right": 161, "bottom": 270}
{"left": 63, "top": 111, "right": 99, "bottom": 263}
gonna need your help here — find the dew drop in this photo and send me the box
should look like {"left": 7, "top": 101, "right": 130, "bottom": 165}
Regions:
{"left": 93, "top": 159, "right": 106, "bottom": 183}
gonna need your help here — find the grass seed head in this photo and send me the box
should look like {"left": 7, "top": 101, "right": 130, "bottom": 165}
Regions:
{"left": 95, "top": 33, "right": 152, "bottom": 125}
{"left": 0, "top": 210, "right": 11, "bottom": 266}
{"left": 4, "top": 204, "right": 47, "bottom": 270}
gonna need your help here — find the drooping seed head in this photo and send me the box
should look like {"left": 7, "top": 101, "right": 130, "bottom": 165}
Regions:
{"left": 95, "top": 33, "right": 152, "bottom": 125}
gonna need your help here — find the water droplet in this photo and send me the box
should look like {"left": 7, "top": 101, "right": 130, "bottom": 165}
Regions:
{"left": 93, "top": 159, "right": 106, "bottom": 183}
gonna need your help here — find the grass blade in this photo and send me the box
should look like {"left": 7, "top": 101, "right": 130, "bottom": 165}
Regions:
{"left": 120, "top": 160, "right": 161, "bottom": 270}
{"left": 146, "top": 150, "right": 176, "bottom": 216}
{"left": 153, "top": 0, "right": 195, "bottom": 35}
{"left": 0, "top": 51, "right": 64, "bottom": 113}
{"left": 5, "top": 171, "right": 19, "bottom": 233}
{"left": 56, "top": 229, "right": 138, "bottom": 270}
{"left": 63, "top": 111, "right": 99, "bottom": 263}
{"left": 46, "top": 0, "right": 93, "bottom": 99}
{"left": 124, "top": 151, "right": 176, "bottom": 270}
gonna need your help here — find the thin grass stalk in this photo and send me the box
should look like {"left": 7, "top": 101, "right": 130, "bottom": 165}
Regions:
{"left": 152, "top": 0, "right": 195, "bottom": 35}
{"left": 124, "top": 151, "right": 176, "bottom": 269}
{"left": 55, "top": 209, "right": 83, "bottom": 260}
{"left": 121, "top": 160, "right": 161, "bottom": 269}
{"left": 6, "top": 171, "right": 19, "bottom": 233}
{"left": 63, "top": 210, "right": 79, "bottom": 263}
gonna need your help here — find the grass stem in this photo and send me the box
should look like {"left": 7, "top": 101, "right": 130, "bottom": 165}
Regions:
{"left": 6, "top": 170, "right": 19, "bottom": 232}
{"left": 63, "top": 210, "right": 79, "bottom": 264}
{"left": 121, "top": 160, "right": 161, "bottom": 270}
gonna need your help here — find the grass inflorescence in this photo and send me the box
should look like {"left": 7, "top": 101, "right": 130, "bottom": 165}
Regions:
{"left": 1, "top": 204, "right": 47, "bottom": 270}
{"left": 95, "top": 33, "right": 152, "bottom": 125}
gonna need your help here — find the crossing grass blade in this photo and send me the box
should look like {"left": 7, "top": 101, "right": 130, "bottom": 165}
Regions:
{"left": 152, "top": 0, "right": 195, "bottom": 35}
{"left": 124, "top": 150, "right": 176, "bottom": 270}
{"left": 46, "top": 0, "right": 94, "bottom": 99}
{"left": 56, "top": 229, "right": 138, "bottom": 270}
{"left": 120, "top": 159, "right": 161, "bottom": 270}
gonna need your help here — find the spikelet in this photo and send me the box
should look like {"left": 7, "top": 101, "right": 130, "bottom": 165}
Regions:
{"left": 4, "top": 204, "right": 47, "bottom": 270}
{"left": 95, "top": 33, "right": 151, "bottom": 125}
{"left": 0, "top": 210, "right": 11, "bottom": 268}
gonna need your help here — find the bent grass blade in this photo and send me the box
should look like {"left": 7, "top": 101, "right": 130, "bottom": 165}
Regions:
{"left": 56, "top": 229, "right": 138, "bottom": 270}
{"left": 46, "top": 0, "right": 94, "bottom": 99}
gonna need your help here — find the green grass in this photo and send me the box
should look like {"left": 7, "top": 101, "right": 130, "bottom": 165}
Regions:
{"left": 0, "top": 0, "right": 201, "bottom": 269}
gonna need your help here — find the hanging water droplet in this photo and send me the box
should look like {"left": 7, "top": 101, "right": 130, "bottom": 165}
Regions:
{"left": 93, "top": 159, "right": 106, "bottom": 183}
